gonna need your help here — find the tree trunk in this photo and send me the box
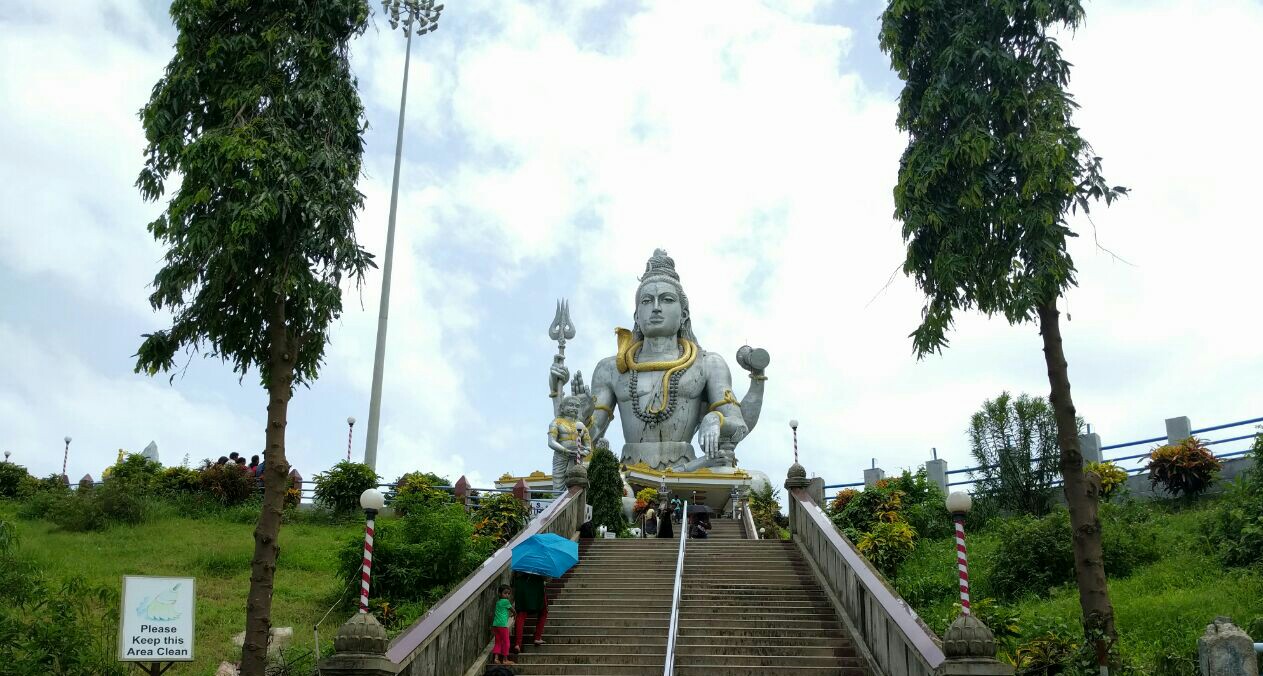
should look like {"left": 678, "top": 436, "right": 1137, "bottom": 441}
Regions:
{"left": 240, "top": 297, "right": 295, "bottom": 675}
{"left": 1037, "top": 298, "right": 1116, "bottom": 666}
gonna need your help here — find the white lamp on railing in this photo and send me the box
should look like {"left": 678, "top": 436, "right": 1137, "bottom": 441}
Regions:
{"left": 357, "top": 488, "right": 386, "bottom": 613}
{"left": 946, "top": 491, "right": 972, "bottom": 615}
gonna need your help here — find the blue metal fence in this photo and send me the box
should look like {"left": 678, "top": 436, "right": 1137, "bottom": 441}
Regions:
{"left": 825, "top": 415, "right": 1261, "bottom": 492}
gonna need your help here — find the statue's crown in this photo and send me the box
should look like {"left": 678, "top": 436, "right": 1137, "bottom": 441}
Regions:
{"left": 639, "top": 248, "right": 680, "bottom": 284}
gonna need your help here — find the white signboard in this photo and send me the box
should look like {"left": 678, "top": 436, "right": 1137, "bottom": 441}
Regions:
{"left": 119, "top": 576, "right": 196, "bottom": 662}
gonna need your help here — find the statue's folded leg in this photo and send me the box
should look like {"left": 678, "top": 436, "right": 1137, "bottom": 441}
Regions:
{"left": 551, "top": 451, "right": 570, "bottom": 495}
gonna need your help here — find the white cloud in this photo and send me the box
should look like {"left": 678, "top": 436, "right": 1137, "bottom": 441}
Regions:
{"left": 1, "top": 0, "right": 1259, "bottom": 499}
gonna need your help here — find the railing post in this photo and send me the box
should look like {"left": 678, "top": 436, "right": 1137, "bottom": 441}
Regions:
{"left": 927, "top": 450, "right": 948, "bottom": 494}
{"left": 785, "top": 463, "right": 810, "bottom": 535}
{"left": 78, "top": 474, "right": 94, "bottom": 490}
{"left": 807, "top": 476, "right": 825, "bottom": 506}
{"left": 1079, "top": 432, "right": 1102, "bottom": 464}
{"left": 1167, "top": 416, "right": 1193, "bottom": 445}
{"left": 863, "top": 459, "right": 885, "bottom": 488}
{"left": 453, "top": 475, "right": 470, "bottom": 509}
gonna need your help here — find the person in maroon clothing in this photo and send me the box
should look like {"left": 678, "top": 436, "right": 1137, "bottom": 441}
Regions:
{"left": 510, "top": 571, "right": 549, "bottom": 652}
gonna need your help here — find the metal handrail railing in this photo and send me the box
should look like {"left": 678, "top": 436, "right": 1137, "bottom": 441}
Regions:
{"left": 664, "top": 500, "right": 688, "bottom": 676}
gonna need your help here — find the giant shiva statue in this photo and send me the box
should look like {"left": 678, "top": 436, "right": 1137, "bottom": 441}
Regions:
{"left": 548, "top": 249, "right": 768, "bottom": 471}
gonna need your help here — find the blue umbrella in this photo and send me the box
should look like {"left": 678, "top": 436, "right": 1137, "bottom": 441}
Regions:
{"left": 511, "top": 533, "right": 579, "bottom": 578}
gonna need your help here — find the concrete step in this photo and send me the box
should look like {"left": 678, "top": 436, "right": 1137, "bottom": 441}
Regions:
{"left": 513, "top": 652, "right": 665, "bottom": 665}
{"left": 511, "top": 663, "right": 663, "bottom": 675}
{"left": 525, "top": 642, "right": 665, "bottom": 655}
{"left": 675, "top": 644, "right": 854, "bottom": 658}
{"left": 679, "top": 626, "right": 849, "bottom": 639}
{"left": 675, "top": 664, "right": 863, "bottom": 676}
{"left": 674, "top": 654, "right": 861, "bottom": 669}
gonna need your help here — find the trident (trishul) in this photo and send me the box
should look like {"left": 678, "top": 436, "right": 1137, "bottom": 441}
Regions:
{"left": 548, "top": 299, "right": 576, "bottom": 397}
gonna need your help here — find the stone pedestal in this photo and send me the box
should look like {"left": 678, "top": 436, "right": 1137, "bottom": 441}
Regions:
{"left": 934, "top": 615, "right": 1014, "bottom": 676}
{"left": 319, "top": 613, "right": 394, "bottom": 676}
{"left": 1198, "top": 616, "right": 1258, "bottom": 676}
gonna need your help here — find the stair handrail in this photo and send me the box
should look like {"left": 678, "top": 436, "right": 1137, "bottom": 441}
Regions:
{"left": 741, "top": 500, "right": 759, "bottom": 540}
{"left": 664, "top": 500, "right": 688, "bottom": 676}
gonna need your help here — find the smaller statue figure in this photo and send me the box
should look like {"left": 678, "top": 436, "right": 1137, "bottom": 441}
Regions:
{"left": 548, "top": 395, "right": 592, "bottom": 494}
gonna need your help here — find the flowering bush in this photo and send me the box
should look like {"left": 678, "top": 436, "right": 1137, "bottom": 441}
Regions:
{"left": 856, "top": 519, "right": 916, "bottom": 577}
{"left": 1147, "top": 437, "right": 1220, "bottom": 499}
{"left": 1085, "top": 461, "right": 1128, "bottom": 501}
{"left": 472, "top": 492, "right": 529, "bottom": 548}
{"left": 830, "top": 489, "right": 859, "bottom": 513}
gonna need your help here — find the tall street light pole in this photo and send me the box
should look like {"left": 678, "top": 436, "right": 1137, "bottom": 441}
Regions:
{"left": 364, "top": 0, "right": 444, "bottom": 471}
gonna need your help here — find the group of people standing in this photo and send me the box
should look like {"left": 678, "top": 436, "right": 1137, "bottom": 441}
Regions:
{"left": 214, "top": 451, "right": 263, "bottom": 477}
{"left": 489, "top": 571, "right": 550, "bottom": 666}
{"left": 642, "top": 496, "right": 711, "bottom": 539}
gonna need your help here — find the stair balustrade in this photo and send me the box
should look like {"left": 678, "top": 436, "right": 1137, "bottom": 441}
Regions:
{"left": 664, "top": 500, "right": 688, "bottom": 676}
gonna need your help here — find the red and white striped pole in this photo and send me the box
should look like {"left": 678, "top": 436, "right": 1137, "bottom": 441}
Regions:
{"left": 946, "top": 491, "right": 973, "bottom": 615}
{"left": 789, "top": 419, "right": 799, "bottom": 463}
{"left": 62, "top": 436, "right": 72, "bottom": 476}
{"left": 358, "top": 488, "right": 385, "bottom": 613}
{"left": 346, "top": 416, "right": 356, "bottom": 463}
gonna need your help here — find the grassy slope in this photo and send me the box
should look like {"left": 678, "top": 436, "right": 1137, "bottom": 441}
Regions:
{"left": 896, "top": 500, "right": 1263, "bottom": 673}
{"left": 0, "top": 503, "right": 362, "bottom": 676}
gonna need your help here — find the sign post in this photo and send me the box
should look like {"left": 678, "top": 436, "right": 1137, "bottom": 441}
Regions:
{"left": 119, "top": 576, "right": 196, "bottom": 674}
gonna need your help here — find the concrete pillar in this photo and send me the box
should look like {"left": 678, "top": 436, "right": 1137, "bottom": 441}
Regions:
{"left": 1167, "top": 416, "right": 1193, "bottom": 445}
{"left": 863, "top": 467, "right": 885, "bottom": 489}
{"left": 78, "top": 474, "right": 94, "bottom": 490}
{"left": 807, "top": 477, "right": 825, "bottom": 506}
{"left": 785, "top": 463, "right": 810, "bottom": 535}
{"left": 453, "top": 475, "right": 470, "bottom": 509}
{"left": 1198, "top": 616, "right": 1258, "bottom": 676}
{"left": 512, "top": 478, "right": 529, "bottom": 502}
{"left": 1079, "top": 433, "right": 1102, "bottom": 464}
{"left": 926, "top": 458, "right": 948, "bottom": 494}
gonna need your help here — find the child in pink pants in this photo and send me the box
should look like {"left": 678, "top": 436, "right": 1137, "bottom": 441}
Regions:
{"left": 491, "top": 584, "right": 515, "bottom": 665}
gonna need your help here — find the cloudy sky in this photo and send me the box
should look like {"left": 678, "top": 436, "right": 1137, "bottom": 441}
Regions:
{"left": 2, "top": 0, "right": 1260, "bottom": 492}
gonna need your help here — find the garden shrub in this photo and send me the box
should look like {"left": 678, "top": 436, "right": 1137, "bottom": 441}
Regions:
{"left": 0, "top": 520, "right": 127, "bottom": 675}
{"left": 587, "top": 445, "right": 627, "bottom": 533}
{"left": 314, "top": 461, "right": 380, "bottom": 514}
{"left": 830, "top": 488, "right": 859, "bottom": 513}
{"left": 1207, "top": 430, "right": 1263, "bottom": 568}
{"left": 338, "top": 502, "right": 486, "bottom": 604}
{"left": 389, "top": 471, "right": 450, "bottom": 517}
{"left": 473, "top": 492, "right": 529, "bottom": 548}
{"left": 968, "top": 392, "right": 1064, "bottom": 516}
{"left": 106, "top": 453, "right": 163, "bottom": 489}
{"left": 155, "top": 465, "right": 202, "bottom": 496}
{"left": 1085, "top": 461, "right": 1128, "bottom": 501}
{"left": 987, "top": 508, "right": 1159, "bottom": 600}
{"left": 1147, "top": 437, "right": 1220, "bottom": 499}
{"left": 857, "top": 519, "right": 916, "bottom": 578}
{"left": 49, "top": 482, "right": 151, "bottom": 532}
{"left": 0, "top": 462, "right": 30, "bottom": 499}
{"left": 749, "top": 482, "right": 788, "bottom": 539}
{"left": 198, "top": 460, "right": 257, "bottom": 505}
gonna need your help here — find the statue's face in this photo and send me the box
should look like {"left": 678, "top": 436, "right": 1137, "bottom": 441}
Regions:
{"left": 561, "top": 399, "right": 580, "bottom": 418}
{"left": 636, "top": 280, "right": 684, "bottom": 338}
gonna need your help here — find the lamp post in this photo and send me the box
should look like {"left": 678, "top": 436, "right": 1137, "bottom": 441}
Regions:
{"left": 358, "top": 488, "right": 386, "bottom": 613}
{"left": 346, "top": 416, "right": 356, "bottom": 463}
{"left": 789, "top": 420, "right": 799, "bottom": 463}
{"left": 363, "top": 0, "right": 445, "bottom": 472}
{"left": 946, "top": 491, "right": 973, "bottom": 615}
{"left": 62, "top": 436, "right": 72, "bottom": 475}
{"left": 3, "top": 451, "right": 9, "bottom": 463}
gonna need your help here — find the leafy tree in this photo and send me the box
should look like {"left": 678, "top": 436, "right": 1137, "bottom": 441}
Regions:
{"left": 134, "top": 1, "right": 372, "bottom": 672}
{"left": 586, "top": 445, "right": 627, "bottom": 533}
{"left": 313, "top": 461, "right": 380, "bottom": 514}
{"left": 968, "top": 392, "right": 1062, "bottom": 516}
{"left": 880, "top": 0, "right": 1127, "bottom": 662}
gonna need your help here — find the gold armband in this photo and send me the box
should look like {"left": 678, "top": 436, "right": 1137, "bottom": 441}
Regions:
{"left": 711, "top": 411, "right": 725, "bottom": 429}
{"left": 749, "top": 374, "right": 767, "bottom": 381}
{"left": 708, "top": 389, "right": 739, "bottom": 412}
{"left": 593, "top": 404, "right": 613, "bottom": 414}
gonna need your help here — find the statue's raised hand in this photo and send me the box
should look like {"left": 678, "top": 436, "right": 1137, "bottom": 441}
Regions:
{"left": 549, "top": 362, "right": 570, "bottom": 394}
{"left": 570, "top": 370, "right": 588, "bottom": 396}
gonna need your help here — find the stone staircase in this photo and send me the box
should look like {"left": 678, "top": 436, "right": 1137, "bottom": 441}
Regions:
{"left": 511, "top": 522, "right": 865, "bottom": 676}
{"left": 514, "top": 538, "right": 677, "bottom": 675}
{"left": 676, "top": 539, "right": 864, "bottom": 675}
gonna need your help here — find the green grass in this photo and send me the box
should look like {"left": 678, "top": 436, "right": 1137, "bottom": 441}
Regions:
{"left": 0, "top": 502, "right": 366, "bottom": 676}
{"left": 895, "top": 500, "right": 1263, "bottom": 674}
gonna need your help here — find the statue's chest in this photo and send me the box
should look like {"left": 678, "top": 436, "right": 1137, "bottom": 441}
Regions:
{"left": 615, "top": 364, "right": 707, "bottom": 403}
